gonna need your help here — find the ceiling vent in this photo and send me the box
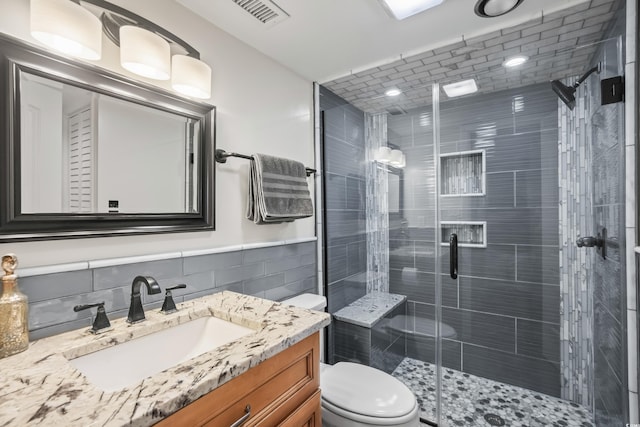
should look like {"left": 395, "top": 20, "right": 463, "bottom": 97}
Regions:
{"left": 231, "top": 0, "right": 290, "bottom": 26}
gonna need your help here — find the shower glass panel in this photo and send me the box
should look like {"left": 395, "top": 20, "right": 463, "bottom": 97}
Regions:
{"left": 385, "top": 34, "right": 627, "bottom": 426}
{"left": 427, "top": 36, "right": 626, "bottom": 426}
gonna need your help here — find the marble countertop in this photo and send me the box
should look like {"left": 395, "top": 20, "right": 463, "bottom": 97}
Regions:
{"left": 333, "top": 292, "right": 406, "bottom": 328}
{"left": 0, "top": 291, "right": 331, "bottom": 426}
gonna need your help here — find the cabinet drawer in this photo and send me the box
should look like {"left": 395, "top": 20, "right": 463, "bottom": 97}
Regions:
{"left": 155, "top": 333, "right": 319, "bottom": 427}
{"left": 269, "top": 389, "right": 321, "bottom": 427}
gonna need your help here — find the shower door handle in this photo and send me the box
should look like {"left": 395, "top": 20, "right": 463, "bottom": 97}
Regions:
{"left": 449, "top": 233, "right": 458, "bottom": 279}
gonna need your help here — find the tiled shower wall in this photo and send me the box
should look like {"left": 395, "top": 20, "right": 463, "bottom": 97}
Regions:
{"left": 20, "top": 241, "right": 317, "bottom": 340}
{"left": 557, "top": 4, "right": 629, "bottom": 422}
{"left": 320, "top": 87, "right": 368, "bottom": 314}
{"left": 320, "top": 86, "right": 368, "bottom": 364}
{"left": 387, "top": 83, "right": 562, "bottom": 397}
{"left": 559, "top": 26, "right": 628, "bottom": 425}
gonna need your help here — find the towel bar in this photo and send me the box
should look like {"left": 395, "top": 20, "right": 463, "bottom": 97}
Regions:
{"left": 215, "top": 149, "right": 317, "bottom": 177}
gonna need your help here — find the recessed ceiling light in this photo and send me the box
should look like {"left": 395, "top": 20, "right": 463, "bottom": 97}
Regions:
{"left": 503, "top": 55, "right": 529, "bottom": 68}
{"left": 474, "top": 0, "right": 525, "bottom": 18}
{"left": 442, "top": 79, "right": 478, "bottom": 97}
{"left": 379, "top": 0, "right": 445, "bottom": 20}
{"left": 385, "top": 88, "right": 402, "bottom": 97}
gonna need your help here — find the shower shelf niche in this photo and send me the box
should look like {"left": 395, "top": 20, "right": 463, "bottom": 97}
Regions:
{"left": 440, "top": 149, "right": 486, "bottom": 196}
{"left": 441, "top": 221, "right": 486, "bottom": 248}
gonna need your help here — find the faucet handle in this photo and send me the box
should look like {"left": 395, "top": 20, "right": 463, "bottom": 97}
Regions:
{"left": 161, "top": 284, "right": 186, "bottom": 314}
{"left": 74, "top": 302, "right": 112, "bottom": 334}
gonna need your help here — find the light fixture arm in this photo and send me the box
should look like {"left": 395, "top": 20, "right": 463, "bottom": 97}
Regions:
{"left": 76, "top": 0, "right": 200, "bottom": 59}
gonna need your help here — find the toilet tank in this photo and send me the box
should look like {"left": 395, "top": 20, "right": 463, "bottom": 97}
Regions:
{"left": 282, "top": 293, "right": 327, "bottom": 311}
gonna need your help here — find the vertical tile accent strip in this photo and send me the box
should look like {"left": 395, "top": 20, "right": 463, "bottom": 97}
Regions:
{"left": 558, "top": 78, "right": 595, "bottom": 408}
{"left": 365, "top": 113, "right": 389, "bottom": 293}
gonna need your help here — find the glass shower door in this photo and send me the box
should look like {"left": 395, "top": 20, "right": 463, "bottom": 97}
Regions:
{"left": 431, "top": 35, "right": 627, "bottom": 426}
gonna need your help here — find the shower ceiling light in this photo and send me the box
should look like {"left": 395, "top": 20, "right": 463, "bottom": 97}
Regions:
{"left": 503, "top": 55, "right": 528, "bottom": 68}
{"left": 385, "top": 88, "right": 402, "bottom": 97}
{"left": 443, "top": 79, "right": 478, "bottom": 98}
{"left": 475, "top": 0, "right": 525, "bottom": 17}
{"left": 379, "top": 0, "right": 445, "bottom": 20}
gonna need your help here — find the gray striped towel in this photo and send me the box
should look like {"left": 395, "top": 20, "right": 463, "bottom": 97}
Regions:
{"left": 246, "top": 154, "right": 313, "bottom": 224}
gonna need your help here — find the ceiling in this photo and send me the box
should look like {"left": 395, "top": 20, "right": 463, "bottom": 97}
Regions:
{"left": 323, "top": 0, "right": 622, "bottom": 113}
{"left": 176, "top": 0, "right": 622, "bottom": 114}
{"left": 176, "top": 0, "right": 592, "bottom": 83}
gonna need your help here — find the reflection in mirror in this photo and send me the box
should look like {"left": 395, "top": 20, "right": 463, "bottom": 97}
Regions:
{"left": 20, "top": 72, "right": 200, "bottom": 214}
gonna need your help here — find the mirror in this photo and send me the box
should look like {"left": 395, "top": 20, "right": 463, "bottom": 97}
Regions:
{"left": 0, "top": 33, "right": 215, "bottom": 241}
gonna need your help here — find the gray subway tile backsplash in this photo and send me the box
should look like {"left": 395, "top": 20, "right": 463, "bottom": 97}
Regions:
{"left": 92, "top": 258, "right": 184, "bottom": 291}
{"left": 19, "top": 269, "right": 93, "bottom": 303}
{"left": 22, "top": 241, "right": 317, "bottom": 339}
{"left": 214, "top": 262, "right": 265, "bottom": 287}
{"left": 183, "top": 250, "right": 243, "bottom": 275}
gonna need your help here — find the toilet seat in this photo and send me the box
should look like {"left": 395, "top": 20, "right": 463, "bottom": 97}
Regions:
{"left": 322, "top": 398, "right": 420, "bottom": 426}
{"left": 321, "top": 362, "right": 418, "bottom": 422}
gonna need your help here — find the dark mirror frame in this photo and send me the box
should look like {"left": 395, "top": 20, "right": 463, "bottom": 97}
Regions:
{"left": 0, "top": 33, "right": 215, "bottom": 242}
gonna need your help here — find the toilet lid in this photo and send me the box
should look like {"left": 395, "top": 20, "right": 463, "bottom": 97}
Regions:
{"left": 321, "top": 362, "right": 416, "bottom": 418}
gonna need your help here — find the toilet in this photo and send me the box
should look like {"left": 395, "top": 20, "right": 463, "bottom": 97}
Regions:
{"left": 283, "top": 293, "right": 421, "bottom": 427}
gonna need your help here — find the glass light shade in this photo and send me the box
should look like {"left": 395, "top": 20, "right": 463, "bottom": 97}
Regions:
{"left": 30, "top": 0, "right": 102, "bottom": 60}
{"left": 376, "top": 147, "right": 392, "bottom": 163}
{"left": 171, "top": 55, "right": 212, "bottom": 99}
{"left": 389, "top": 149, "right": 403, "bottom": 166}
{"left": 399, "top": 153, "right": 406, "bottom": 168}
{"left": 120, "top": 26, "right": 170, "bottom": 80}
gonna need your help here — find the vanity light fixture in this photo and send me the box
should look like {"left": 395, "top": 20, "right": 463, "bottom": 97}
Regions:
{"left": 375, "top": 147, "right": 406, "bottom": 168}
{"left": 474, "top": 0, "right": 525, "bottom": 18}
{"left": 385, "top": 88, "right": 402, "bottom": 97}
{"left": 29, "top": 0, "right": 212, "bottom": 99}
{"left": 379, "top": 0, "right": 445, "bottom": 20}
{"left": 30, "top": 0, "right": 102, "bottom": 60}
{"left": 376, "top": 147, "right": 392, "bottom": 163}
{"left": 120, "top": 26, "right": 170, "bottom": 80}
{"left": 171, "top": 55, "right": 213, "bottom": 99}
{"left": 503, "top": 55, "right": 528, "bottom": 68}
{"left": 442, "top": 79, "right": 478, "bottom": 97}
{"left": 389, "top": 149, "right": 406, "bottom": 168}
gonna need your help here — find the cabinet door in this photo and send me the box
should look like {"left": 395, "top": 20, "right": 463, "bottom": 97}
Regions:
{"left": 278, "top": 390, "right": 322, "bottom": 427}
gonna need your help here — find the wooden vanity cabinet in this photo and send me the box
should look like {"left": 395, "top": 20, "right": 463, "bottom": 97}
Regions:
{"left": 154, "top": 333, "right": 320, "bottom": 427}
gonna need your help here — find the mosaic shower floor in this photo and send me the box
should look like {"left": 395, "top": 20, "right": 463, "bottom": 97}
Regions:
{"left": 392, "top": 358, "right": 594, "bottom": 427}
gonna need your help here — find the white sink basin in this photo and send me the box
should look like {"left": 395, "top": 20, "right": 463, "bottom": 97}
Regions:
{"left": 68, "top": 316, "right": 255, "bottom": 392}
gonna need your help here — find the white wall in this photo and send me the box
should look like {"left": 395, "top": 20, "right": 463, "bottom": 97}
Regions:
{"left": 0, "top": 0, "right": 315, "bottom": 267}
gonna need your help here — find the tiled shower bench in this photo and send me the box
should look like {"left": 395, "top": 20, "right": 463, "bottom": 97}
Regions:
{"left": 332, "top": 292, "right": 407, "bottom": 373}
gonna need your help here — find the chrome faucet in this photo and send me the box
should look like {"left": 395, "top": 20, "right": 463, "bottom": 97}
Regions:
{"left": 127, "top": 275, "right": 161, "bottom": 324}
